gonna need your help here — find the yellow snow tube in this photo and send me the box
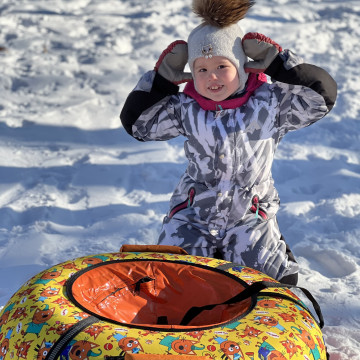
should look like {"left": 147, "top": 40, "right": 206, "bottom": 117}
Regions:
{"left": 0, "top": 244, "right": 327, "bottom": 359}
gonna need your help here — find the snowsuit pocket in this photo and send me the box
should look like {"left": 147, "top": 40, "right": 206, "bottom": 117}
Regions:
{"left": 168, "top": 187, "right": 196, "bottom": 219}
{"left": 249, "top": 195, "right": 268, "bottom": 220}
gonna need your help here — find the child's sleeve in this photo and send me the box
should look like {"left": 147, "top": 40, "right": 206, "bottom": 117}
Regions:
{"left": 265, "top": 50, "right": 337, "bottom": 135}
{"left": 120, "top": 71, "right": 185, "bottom": 141}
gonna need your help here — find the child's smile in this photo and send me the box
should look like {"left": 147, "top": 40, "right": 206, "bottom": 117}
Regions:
{"left": 193, "top": 56, "right": 240, "bottom": 102}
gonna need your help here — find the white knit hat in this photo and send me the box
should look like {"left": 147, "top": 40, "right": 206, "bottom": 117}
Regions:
{"left": 187, "top": 0, "right": 254, "bottom": 92}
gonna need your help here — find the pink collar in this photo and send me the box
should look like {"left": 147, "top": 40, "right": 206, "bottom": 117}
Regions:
{"left": 183, "top": 73, "right": 267, "bottom": 111}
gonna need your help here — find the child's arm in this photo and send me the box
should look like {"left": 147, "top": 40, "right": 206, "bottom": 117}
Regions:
{"left": 120, "top": 41, "right": 192, "bottom": 141}
{"left": 242, "top": 33, "right": 337, "bottom": 128}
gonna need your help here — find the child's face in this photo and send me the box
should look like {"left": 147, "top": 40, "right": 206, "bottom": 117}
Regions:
{"left": 193, "top": 56, "right": 240, "bottom": 102}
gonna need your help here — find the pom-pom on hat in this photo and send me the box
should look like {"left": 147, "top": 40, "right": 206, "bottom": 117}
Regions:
{"left": 188, "top": 0, "right": 255, "bottom": 92}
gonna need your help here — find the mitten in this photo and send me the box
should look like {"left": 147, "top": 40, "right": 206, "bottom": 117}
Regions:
{"left": 242, "top": 32, "right": 283, "bottom": 73}
{"left": 154, "top": 40, "right": 193, "bottom": 85}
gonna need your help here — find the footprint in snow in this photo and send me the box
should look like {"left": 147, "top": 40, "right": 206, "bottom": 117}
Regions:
{"left": 295, "top": 245, "right": 357, "bottom": 278}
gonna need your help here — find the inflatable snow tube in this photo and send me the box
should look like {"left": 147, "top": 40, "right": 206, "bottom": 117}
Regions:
{"left": 0, "top": 244, "right": 328, "bottom": 360}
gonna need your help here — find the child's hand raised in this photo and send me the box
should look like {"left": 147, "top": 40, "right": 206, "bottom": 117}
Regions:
{"left": 154, "top": 40, "right": 193, "bottom": 85}
{"left": 242, "top": 33, "right": 283, "bottom": 74}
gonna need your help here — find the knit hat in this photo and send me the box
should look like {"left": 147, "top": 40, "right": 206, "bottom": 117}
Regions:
{"left": 188, "top": 0, "right": 255, "bottom": 92}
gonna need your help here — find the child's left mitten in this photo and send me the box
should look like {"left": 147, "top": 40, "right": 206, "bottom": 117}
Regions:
{"left": 154, "top": 40, "right": 193, "bottom": 85}
{"left": 242, "top": 32, "right": 283, "bottom": 73}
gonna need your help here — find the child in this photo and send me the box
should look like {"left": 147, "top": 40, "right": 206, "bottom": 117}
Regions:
{"left": 120, "top": 0, "right": 337, "bottom": 284}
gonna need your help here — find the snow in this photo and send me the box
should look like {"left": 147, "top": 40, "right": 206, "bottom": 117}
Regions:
{"left": 0, "top": 0, "right": 359, "bottom": 357}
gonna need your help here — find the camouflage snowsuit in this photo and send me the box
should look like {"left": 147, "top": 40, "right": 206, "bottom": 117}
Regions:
{"left": 120, "top": 50, "right": 337, "bottom": 282}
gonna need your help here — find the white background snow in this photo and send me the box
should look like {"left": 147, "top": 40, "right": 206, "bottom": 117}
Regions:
{"left": 0, "top": 0, "right": 359, "bottom": 358}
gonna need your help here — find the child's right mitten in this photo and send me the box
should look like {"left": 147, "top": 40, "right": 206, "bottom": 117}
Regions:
{"left": 154, "top": 40, "right": 193, "bottom": 85}
{"left": 242, "top": 32, "right": 283, "bottom": 74}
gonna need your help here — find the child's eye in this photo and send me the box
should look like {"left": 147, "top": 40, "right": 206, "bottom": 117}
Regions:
{"left": 218, "top": 65, "right": 227, "bottom": 69}
{"left": 198, "top": 68, "right": 207, "bottom": 73}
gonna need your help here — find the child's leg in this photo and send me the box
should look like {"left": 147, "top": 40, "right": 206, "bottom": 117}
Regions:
{"left": 278, "top": 236, "right": 298, "bottom": 285}
{"left": 278, "top": 272, "right": 298, "bottom": 285}
{"left": 158, "top": 214, "right": 217, "bottom": 258}
{"left": 220, "top": 217, "right": 299, "bottom": 282}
